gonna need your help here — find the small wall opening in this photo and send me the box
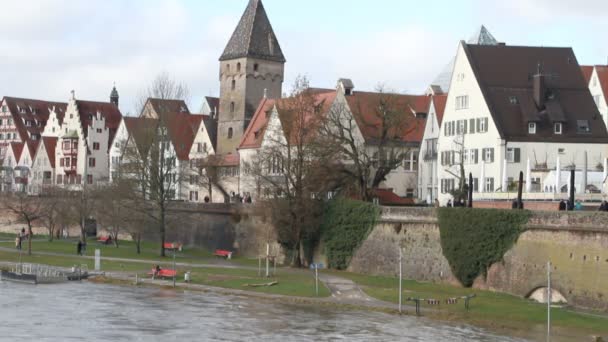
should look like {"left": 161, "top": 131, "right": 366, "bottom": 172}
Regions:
{"left": 527, "top": 287, "right": 568, "bottom": 304}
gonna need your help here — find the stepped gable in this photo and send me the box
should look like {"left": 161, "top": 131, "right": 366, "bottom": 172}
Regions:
{"left": 463, "top": 43, "right": 608, "bottom": 143}
{"left": 75, "top": 100, "right": 122, "bottom": 144}
{"left": 220, "top": 0, "right": 285, "bottom": 63}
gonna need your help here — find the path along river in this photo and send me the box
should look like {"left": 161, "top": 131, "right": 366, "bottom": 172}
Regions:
{"left": 0, "top": 281, "right": 527, "bottom": 341}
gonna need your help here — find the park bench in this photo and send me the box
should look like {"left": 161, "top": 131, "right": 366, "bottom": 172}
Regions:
{"left": 214, "top": 249, "right": 233, "bottom": 259}
{"left": 163, "top": 242, "right": 183, "bottom": 252}
{"left": 97, "top": 236, "right": 112, "bottom": 245}
{"left": 148, "top": 269, "right": 178, "bottom": 279}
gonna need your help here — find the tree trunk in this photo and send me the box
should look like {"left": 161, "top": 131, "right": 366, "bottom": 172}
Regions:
{"left": 48, "top": 226, "right": 54, "bottom": 242}
{"left": 27, "top": 224, "right": 33, "bottom": 256}
{"left": 160, "top": 209, "right": 166, "bottom": 257}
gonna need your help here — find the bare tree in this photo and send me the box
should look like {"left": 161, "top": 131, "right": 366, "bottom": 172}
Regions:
{"left": 94, "top": 183, "right": 129, "bottom": 247}
{"left": 243, "top": 76, "right": 335, "bottom": 267}
{"left": 317, "top": 85, "right": 417, "bottom": 201}
{"left": 39, "top": 187, "right": 71, "bottom": 242}
{"left": 443, "top": 130, "right": 468, "bottom": 201}
{"left": 1, "top": 193, "right": 45, "bottom": 255}
{"left": 136, "top": 71, "right": 191, "bottom": 116}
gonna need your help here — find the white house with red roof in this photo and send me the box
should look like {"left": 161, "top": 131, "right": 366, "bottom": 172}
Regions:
{"left": 28, "top": 137, "right": 57, "bottom": 195}
{"left": 54, "top": 91, "right": 122, "bottom": 189}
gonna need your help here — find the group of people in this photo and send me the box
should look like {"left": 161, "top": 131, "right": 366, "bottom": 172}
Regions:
{"left": 14, "top": 228, "right": 27, "bottom": 250}
{"left": 558, "top": 199, "right": 584, "bottom": 211}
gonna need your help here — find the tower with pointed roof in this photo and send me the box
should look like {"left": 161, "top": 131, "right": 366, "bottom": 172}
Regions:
{"left": 217, "top": 0, "right": 285, "bottom": 154}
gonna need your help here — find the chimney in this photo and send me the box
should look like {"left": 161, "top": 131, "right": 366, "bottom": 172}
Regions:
{"left": 533, "top": 63, "right": 546, "bottom": 108}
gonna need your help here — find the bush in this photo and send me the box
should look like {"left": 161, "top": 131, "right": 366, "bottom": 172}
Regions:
{"left": 438, "top": 208, "right": 530, "bottom": 287}
{"left": 321, "top": 199, "right": 380, "bottom": 270}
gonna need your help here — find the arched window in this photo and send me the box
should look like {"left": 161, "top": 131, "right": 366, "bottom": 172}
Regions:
{"left": 231, "top": 80, "right": 236, "bottom": 90}
{"left": 253, "top": 64, "right": 259, "bottom": 72}
{"left": 228, "top": 128, "right": 233, "bottom": 139}
{"left": 230, "top": 102, "right": 235, "bottom": 113}
{"left": 236, "top": 63, "right": 241, "bottom": 72}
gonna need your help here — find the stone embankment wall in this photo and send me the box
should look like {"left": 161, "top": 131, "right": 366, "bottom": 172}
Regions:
{"left": 348, "top": 207, "right": 608, "bottom": 311}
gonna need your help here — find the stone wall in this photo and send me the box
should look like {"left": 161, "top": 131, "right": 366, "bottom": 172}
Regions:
{"left": 348, "top": 207, "right": 608, "bottom": 311}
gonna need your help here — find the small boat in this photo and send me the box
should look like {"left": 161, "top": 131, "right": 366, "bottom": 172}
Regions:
{"left": 0, "top": 264, "right": 89, "bottom": 284}
{"left": 0, "top": 270, "right": 38, "bottom": 285}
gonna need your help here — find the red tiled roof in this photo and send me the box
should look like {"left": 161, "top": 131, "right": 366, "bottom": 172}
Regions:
{"left": 432, "top": 94, "right": 448, "bottom": 125}
{"left": 75, "top": 100, "right": 123, "bottom": 146}
{"left": 595, "top": 66, "right": 608, "bottom": 108}
{"left": 372, "top": 188, "right": 414, "bottom": 206}
{"left": 239, "top": 97, "right": 276, "bottom": 150}
{"left": 345, "top": 92, "right": 427, "bottom": 144}
{"left": 25, "top": 140, "right": 39, "bottom": 159}
{"left": 9, "top": 142, "right": 24, "bottom": 162}
{"left": 239, "top": 89, "right": 338, "bottom": 150}
{"left": 581, "top": 65, "right": 594, "bottom": 84}
{"left": 162, "top": 111, "right": 198, "bottom": 161}
{"left": 42, "top": 137, "right": 57, "bottom": 168}
{"left": 2, "top": 97, "right": 67, "bottom": 141}
{"left": 123, "top": 117, "right": 159, "bottom": 156}
{"left": 146, "top": 98, "right": 190, "bottom": 116}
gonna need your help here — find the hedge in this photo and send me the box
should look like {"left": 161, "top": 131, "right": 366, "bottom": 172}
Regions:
{"left": 438, "top": 208, "right": 530, "bottom": 287}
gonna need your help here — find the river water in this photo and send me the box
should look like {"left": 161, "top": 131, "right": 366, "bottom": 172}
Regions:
{"left": 0, "top": 281, "right": 527, "bottom": 341}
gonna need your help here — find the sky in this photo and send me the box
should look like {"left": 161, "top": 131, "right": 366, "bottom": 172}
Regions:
{"left": 1, "top": 0, "right": 607, "bottom": 115}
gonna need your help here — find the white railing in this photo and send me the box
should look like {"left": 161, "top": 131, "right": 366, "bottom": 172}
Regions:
{"left": 472, "top": 192, "right": 606, "bottom": 202}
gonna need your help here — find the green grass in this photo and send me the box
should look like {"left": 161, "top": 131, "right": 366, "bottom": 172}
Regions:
{"left": 327, "top": 270, "right": 608, "bottom": 334}
{"left": 0, "top": 238, "right": 255, "bottom": 267}
{"left": 0, "top": 249, "right": 328, "bottom": 298}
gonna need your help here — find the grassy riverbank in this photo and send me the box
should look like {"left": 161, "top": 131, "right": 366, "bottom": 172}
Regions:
{"left": 327, "top": 270, "right": 608, "bottom": 336}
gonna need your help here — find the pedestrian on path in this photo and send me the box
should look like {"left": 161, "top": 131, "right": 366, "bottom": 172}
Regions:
{"left": 15, "top": 235, "right": 21, "bottom": 250}
{"left": 77, "top": 240, "right": 83, "bottom": 255}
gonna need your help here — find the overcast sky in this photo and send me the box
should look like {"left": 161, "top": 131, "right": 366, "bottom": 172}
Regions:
{"left": 1, "top": 0, "right": 607, "bottom": 115}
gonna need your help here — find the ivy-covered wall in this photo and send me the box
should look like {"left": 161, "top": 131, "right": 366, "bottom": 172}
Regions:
{"left": 437, "top": 208, "right": 531, "bottom": 287}
{"left": 320, "top": 199, "right": 380, "bottom": 270}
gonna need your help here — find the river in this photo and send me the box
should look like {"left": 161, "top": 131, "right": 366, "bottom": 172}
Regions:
{"left": 0, "top": 281, "right": 527, "bottom": 341}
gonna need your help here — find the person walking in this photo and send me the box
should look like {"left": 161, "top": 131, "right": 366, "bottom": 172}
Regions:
{"left": 15, "top": 235, "right": 21, "bottom": 250}
{"left": 77, "top": 240, "right": 83, "bottom": 255}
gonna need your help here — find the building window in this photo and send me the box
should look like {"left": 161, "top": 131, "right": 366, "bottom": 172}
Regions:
{"left": 506, "top": 148, "right": 520, "bottom": 163}
{"left": 528, "top": 122, "right": 536, "bottom": 134}
{"left": 57, "top": 175, "right": 63, "bottom": 184}
{"left": 89, "top": 158, "right": 96, "bottom": 167}
{"left": 477, "top": 117, "right": 488, "bottom": 133}
{"left": 190, "top": 191, "right": 199, "bottom": 201}
{"left": 87, "top": 175, "right": 93, "bottom": 184}
{"left": 65, "top": 158, "right": 70, "bottom": 167}
{"left": 228, "top": 127, "right": 233, "bottom": 139}
{"left": 554, "top": 122, "right": 563, "bottom": 135}
{"left": 406, "top": 188, "right": 415, "bottom": 198}
{"left": 96, "top": 128, "right": 102, "bottom": 133}
{"left": 485, "top": 178, "right": 495, "bottom": 192}
{"left": 455, "top": 95, "right": 469, "bottom": 110}
{"left": 577, "top": 120, "right": 590, "bottom": 133}
{"left": 404, "top": 151, "right": 418, "bottom": 171}
{"left": 236, "top": 63, "right": 241, "bottom": 72}
{"left": 93, "top": 142, "right": 100, "bottom": 150}
{"left": 253, "top": 64, "right": 259, "bottom": 72}
{"left": 230, "top": 102, "right": 235, "bottom": 113}
{"left": 231, "top": 80, "right": 236, "bottom": 90}
{"left": 482, "top": 148, "right": 494, "bottom": 163}
{"left": 558, "top": 148, "right": 565, "bottom": 154}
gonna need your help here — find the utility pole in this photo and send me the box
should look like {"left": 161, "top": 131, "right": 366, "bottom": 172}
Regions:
{"left": 399, "top": 247, "right": 403, "bottom": 314}
{"left": 547, "top": 260, "right": 551, "bottom": 342}
{"left": 173, "top": 248, "right": 177, "bottom": 288}
{"left": 265, "top": 243, "right": 270, "bottom": 278}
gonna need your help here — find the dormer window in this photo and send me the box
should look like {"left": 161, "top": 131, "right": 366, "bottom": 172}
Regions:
{"left": 576, "top": 120, "right": 590, "bottom": 134}
{"left": 554, "top": 122, "right": 563, "bottom": 135}
{"left": 528, "top": 122, "right": 536, "bottom": 134}
{"left": 509, "top": 96, "right": 519, "bottom": 105}
{"left": 236, "top": 63, "right": 241, "bottom": 72}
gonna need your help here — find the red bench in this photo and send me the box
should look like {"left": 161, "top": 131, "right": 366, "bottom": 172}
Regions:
{"left": 97, "top": 236, "right": 112, "bottom": 245}
{"left": 214, "top": 249, "right": 233, "bottom": 259}
{"left": 148, "top": 269, "right": 178, "bottom": 279}
{"left": 163, "top": 242, "right": 183, "bottom": 251}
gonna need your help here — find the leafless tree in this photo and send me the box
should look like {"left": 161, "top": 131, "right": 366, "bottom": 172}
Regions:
{"left": 1, "top": 193, "right": 45, "bottom": 255}
{"left": 39, "top": 187, "right": 71, "bottom": 242}
{"left": 136, "top": 71, "right": 191, "bottom": 115}
{"left": 443, "top": 131, "right": 468, "bottom": 200}
{"left": 317, "top": 85, "right": 417, "bottom": 201}
{"left": 243, "top": 76, "right": 336, "bottom": 267}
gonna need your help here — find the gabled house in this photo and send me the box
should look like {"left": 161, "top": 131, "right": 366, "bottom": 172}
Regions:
{"left": 587, "top": 65, "right": 608, "bottom": 127}
{"left": 0, "top": 97, "right": 66, "bottom": 159}
{"left": 418, "top": 94, "right": 447, "bottom": 204}
{"left": 54, "top": 91, "right": 122, "bottom": 188}
{"left": 199, "top": 96, "right": 219, "bottom": 118}
{"left": 29, "top": 137, "right": 57, "bottom": 194}
{"left": 437, "top": 42, "right": 608, "bottom": 204}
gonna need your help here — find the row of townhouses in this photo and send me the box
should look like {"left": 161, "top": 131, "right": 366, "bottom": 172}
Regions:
{"left": 3, "top": 0, "right": 608, "bottom": 207}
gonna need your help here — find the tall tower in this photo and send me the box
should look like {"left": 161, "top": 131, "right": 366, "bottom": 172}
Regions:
{"left": 217, "top": 0, "right": 286, "bottom": 154}
{"left": 110, "top": 84, "right": 119, "bottom": 106}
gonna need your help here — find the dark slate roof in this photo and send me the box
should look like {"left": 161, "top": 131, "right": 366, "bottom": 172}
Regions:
{"left": 202, "top": 116, "right": 218, "bottom": 151}
{"left": 2, "top": 97, "right": 67, "bottom": 141}
{"left": 464, "top": 43, "right": 608, "bottom": 143}
{"left": 219, "top": 0, "right": 285, "bottom": 63}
